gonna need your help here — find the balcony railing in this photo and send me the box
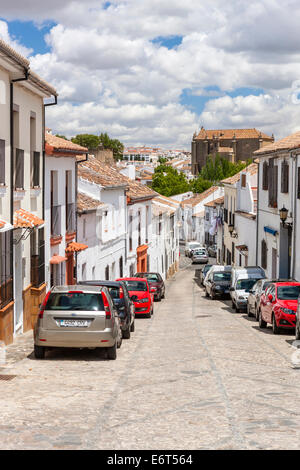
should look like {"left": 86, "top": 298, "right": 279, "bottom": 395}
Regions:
{"left": 51, "top": 205, "right": 62, "bottom": 237}
{"left": 31, "top": 255, "right": 45, "bottom": 288}
{"left": 31, "top": 151, "right": 40, "bottom": 188}
{"left": 66, "top": 202, "right": 76, "bottom": 233}
{"left": 14, "top": 148, "right": 24, "bottom": 190}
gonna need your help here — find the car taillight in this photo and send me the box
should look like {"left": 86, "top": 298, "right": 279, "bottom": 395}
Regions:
{"left": 119, "top": 287, "right": 124, "bottom": 299}
{"left": 102, "top": 292, "right": 111, "bottom": 319}
{"left": 38, "top": 291, "right": 51, "bottom": 319}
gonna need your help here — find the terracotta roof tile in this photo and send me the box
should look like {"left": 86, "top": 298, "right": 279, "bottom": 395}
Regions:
{"left": 126, "top": 179, "right": 157, "bottom": 201}
{"left": 14, "top": 209, "right": 44, "bottom": 228}
{"left": 195, "top": 128, "right": 273, "bottom": 141}
{"left": 66, "top": 242, "right": 88, "bottom": 253}
{"left": 254, "top": 130, "right": 300, "bottom": 156}
{"left": 204, "top": 196, "right": 224, "bottom": 207}
{"left": 0, "top": 39, "right": 29, "bottom": 69}
{"left": 180, "top": 186, "right": 219, "bottom": 207}
{"left": 78, "top": 156, "right": 129, "bottom": 188}
{"left": 221, "top": 163, "right": 258, "bottom": 185}
{"left": 46, "top": 133, "right": 88, "bottom": 153}
{"left": 77, "top": 193, "right": 105, "bottom": 213}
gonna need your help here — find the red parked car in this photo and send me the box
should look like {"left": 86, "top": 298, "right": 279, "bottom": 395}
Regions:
{"left": 258, "top": 281, "right": 300, "bottom": 334}
{"left": 116, "top": 277, "right": 155, "bottom": 318}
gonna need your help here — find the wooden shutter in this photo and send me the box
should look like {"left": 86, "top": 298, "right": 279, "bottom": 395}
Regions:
{"left": 262, "top": 162, "right": 268, "bottom": 190}
{"left": 15, "top": 149, "right": 24, "bottom": 189}
{"left": 33, "top": 151, "right": 40, "bottom": 187}
{"left": 0, "top": 140, "right": 5, "bottom": 185}
{"left": 261, "top": 240, "right": 267, "bottom": 269}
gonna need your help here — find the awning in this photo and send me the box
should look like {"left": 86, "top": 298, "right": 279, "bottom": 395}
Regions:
{"left": 0, "top": 218, "right": 13, "bottom": 233}
{"left": 264, "top": 226, "right": 278, "bottom": 236}
{"left": 50, "top": 255, "right": 67, "bottom": 265}
{"left": 236, "top": 245, "right": 248, "bottom": 252}
{"left": 14, "top": 208, "right": 44, "bottom": 229}
{"left": 65, "top": 241, "right": 88, "bottom": 253}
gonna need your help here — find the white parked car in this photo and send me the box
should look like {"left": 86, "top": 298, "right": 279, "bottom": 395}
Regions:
{"left": 230, "top": 267, "right": 266, "bottom": 313}
{"left": 203, "top": 265, "right": 231, "bottom": 290}
{"left": 185, "top": 242, "right": 202, "bottom": 257}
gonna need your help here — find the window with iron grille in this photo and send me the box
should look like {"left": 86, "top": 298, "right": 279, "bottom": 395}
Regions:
{"left": 105, "top": 265, "right": 109, "bottom": 280}
{"left": 0, "top": 231, "right": 13, "bottom": 308}
{"left": 281, "top": 161, "right": 289, "bottom": 194}
{"left": 262, "top": 161, "right": 269, "bottom": 190}
{"left": 31, "top": 151, "right": 40, "bottom": 188}
{"left": 30, "top": 228, "right": 45, "bottom": 288}
{"left": 261, "top": 239, "right": 267, "bottom": 269}
{"left": 224, "top": 208, "right": 228, "bottom": 224}
{"left": 241, "top": 174, "right": 246, "bottom": 188}
{"left": 268, "top": 159, "right": 278, "bottom": 208}
{"left": 14, "top": 148, "right": 24, "bottom": 190}
{"left": 0, "top": 140, "right": 5, "bottom": 185}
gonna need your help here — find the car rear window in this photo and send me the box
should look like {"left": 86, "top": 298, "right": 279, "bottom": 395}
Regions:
{"left": 45, "top": 292, "right": 105, "bottom": 311}
{"left": 124, "top": 281, "right": 147, "bottom": 291}
{"left": 138, "top": 273, "right": 160, "bottom": 282}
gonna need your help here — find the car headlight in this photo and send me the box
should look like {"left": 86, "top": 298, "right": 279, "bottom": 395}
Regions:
{"left": 281, "top": 308, "right": 296, "bottom": 315}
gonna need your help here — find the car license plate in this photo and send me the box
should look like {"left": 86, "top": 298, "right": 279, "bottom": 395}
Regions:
{"left": 59, "top": 319, "right": 90, "bottom": 328}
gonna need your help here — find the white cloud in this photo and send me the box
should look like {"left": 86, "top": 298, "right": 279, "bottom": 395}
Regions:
{"left": 0, "top": 20, "right": 33, "bottom": 57}
{"left": 2, "top": 1, "right": 300, "bottom": 147}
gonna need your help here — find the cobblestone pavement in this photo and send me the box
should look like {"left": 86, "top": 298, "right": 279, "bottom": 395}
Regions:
{"left": 1, "top": 260, "right": 300, "bottom": 450}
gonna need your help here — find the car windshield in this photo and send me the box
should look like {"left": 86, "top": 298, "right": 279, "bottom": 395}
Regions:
{"left": 46, "top": 292, "right": 104, "bottom": 311}
{"left": 213, "top": 272, "right": 231, "bottom": 282}
{"left": 190, "top": 244, "right": 200, "bottom": 249}
{"left": 139, "top": 274, "right": 160, "bottom": 282}
{"left": 194, "top": 250, "right": 206, "bottom": 255}
{"left": 236, "top": 279, "right": 258, "bottom": 291}
{"left": 203, "top": 265, "right": 212, "bottom": 273}
{"left": 277, "top": 285, "right": 300, "bottom": 300}
{"left": 124, "top": 281, "right": 147, "bottom": 292}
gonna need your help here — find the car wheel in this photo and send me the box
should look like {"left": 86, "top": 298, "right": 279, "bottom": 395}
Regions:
{"left": 272, "top": 314, "right": 280, "bottom": 335}
{"left": 117, "top": 335, "right": 122, "bottom": 348}
{"left": 247, "top": 303, "right": 253, "bottom": 317}
{"left": 130, "top": 320, "right": 135, "bottom": 332}
{"left": 162, "top": 291, "right": 165, "bottom": 299}
{"left": 255, "top": 304, "right": 259, "bottom": 321}
{"left": 107, "top": 342, "right": 117, "bottom": 360}
{"left": 232, "top": 300, "right": 236, "bottom": 310}
{"left": 122, "top": 326, "right": 131, "bottom": 340}
{"left": 259, "top": 310, "right": 267, "bottom": 329}
{"left": 34, "top": 345, "right": 46, "bottom": 359}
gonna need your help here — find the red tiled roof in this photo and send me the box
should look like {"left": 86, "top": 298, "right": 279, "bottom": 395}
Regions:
{"left": 14, "top": 209, "right": 44, "bottom": 228}
{"left": 45, "top": 133, "right": 88, "bottom": 154}
{"left": 180, "top": 186, "right": 219, "bottom": 207}
{"left": 66, "top": 242, "right": 88, "bottom": 253}
{"left": 204, "top": 196, "right": 224, "bottom": 207}
{"left": 50, "top": 255, "right": 67, "bottom": 265}
{"left": 254, "top": 130, "right": 300, "bottom": 156}
{"left": 195, "top": 128, "right": 273, "bottom": 141}
{"left": 77, "top": 193, "right": 105, "bottom": 213}
{"left": 221, "top": 163, "right": 258, "bottom": 185}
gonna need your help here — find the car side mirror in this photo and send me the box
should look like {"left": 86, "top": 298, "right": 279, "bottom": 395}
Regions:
{"left": 150, "top": 287, "right": 156, "bottom": 293}
{"left": 131, "top": 295, "right": 138, "bottom": 302}
{"left": 268, "top": 294, "right": 274, "bottom": 302}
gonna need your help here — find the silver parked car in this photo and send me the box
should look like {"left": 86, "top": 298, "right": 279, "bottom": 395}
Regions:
{"left": 247, "top": 279, "right": 272, "bottom": 320}
{"left": 192, "top": 248, "right": 209, "bottom": 264}
{"left": 34, "top": 285, "right": 122, "bottom": 360}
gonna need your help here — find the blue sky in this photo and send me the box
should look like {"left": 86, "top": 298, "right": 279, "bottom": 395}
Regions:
{"left": 0, "top": 1, "right": 298, "bottom": 148}
{"left": 1, "top": 19, "right": 55, "bottom": 55}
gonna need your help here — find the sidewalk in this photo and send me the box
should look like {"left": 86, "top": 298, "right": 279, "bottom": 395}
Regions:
{"left": 0, "top": 330, "right": 34, "bottom": 369}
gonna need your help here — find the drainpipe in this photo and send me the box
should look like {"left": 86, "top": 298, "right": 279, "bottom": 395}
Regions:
{"left": 10, "top": 68, "right": 29, "bottom": 307}
{"left": 44, "top": 96, "right": 58, "bottom": 220}
{"left": 255, "top": 159, "right": 260, "bottom": 265}
{"left": 292, "top": 153, "right": 298, "bottom": 279}
{"left": 75, "top": 153, "right": 89, "bottom": 282}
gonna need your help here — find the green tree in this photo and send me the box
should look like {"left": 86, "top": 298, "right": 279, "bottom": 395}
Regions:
{"left": 99, "top": 132, "right": 124, "bottom": 161}
{"left": 55, "top": 134, "right": 68, "bottom": 140}
{"left": 71, "top": 134, "right": 100, "bottom": 150}
{"left": 152, "top": 165, "right": 190, "bottom": 197}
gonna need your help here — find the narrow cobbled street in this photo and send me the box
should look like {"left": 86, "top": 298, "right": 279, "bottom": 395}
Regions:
{"left": 0, "top": 258, "right": 300, "bottom": 450}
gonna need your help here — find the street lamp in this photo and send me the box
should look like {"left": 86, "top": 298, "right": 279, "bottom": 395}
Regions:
{"left": 279, "top": 206, "right": 293, "bottom": 228}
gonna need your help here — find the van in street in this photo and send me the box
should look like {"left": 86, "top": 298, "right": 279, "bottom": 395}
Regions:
{"left": 230, "top": 266, "right": 266, "bottom": 313}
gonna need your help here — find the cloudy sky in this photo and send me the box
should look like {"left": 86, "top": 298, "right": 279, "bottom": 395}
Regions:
{"left": 1, "top": 0, "right": 300, "bottom": 149}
